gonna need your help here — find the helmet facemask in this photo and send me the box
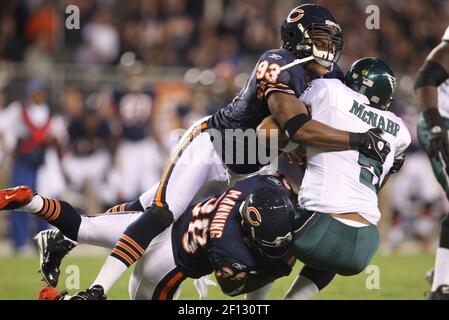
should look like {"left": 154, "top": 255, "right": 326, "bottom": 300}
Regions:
{"left": 241, "top": 228, "right": 293, "bottom": 260}
{"left": 249, "top": 232, "right": 293, "bottom": 259}
{"left": 239, "top": 200, "right": 294, "bottom": 260}
{"left": 297, "top": 23, "right": 344, "bottom": 69}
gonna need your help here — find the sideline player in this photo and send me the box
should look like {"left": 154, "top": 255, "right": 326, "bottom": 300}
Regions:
{"left": 109, "top": 60, "right": 162, "bottom": 203}
{"left": 415, "top": 26, "right": 449, "bottom": 299}
{"left": 0, "top": 174, "right": 296, "bottom": 299}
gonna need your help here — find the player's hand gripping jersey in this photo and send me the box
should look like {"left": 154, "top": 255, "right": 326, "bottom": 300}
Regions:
{"left": 207, "top": 48, "right": 343, "bottom": 174}
{"left": 298, "top": 79, "right": 411, "bottom": 224}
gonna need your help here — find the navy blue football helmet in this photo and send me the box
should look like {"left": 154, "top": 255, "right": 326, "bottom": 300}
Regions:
{"left": 281, "top": 4, "right": 344, "bottom": 68}
{"left": 240, "top": 187, "right": 296, "bottom": 259}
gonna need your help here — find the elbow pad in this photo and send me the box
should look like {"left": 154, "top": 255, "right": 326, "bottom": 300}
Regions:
{"left": 415, "top": 60, "right": 449, "bottom": 89}
{"left": 283, "top": 113, "right": 311, "bottom": 141}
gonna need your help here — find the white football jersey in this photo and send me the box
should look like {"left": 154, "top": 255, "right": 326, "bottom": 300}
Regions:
{"left": 298, "top": 79, "right": 411, "bottom": 224}
{"left": 437, "top": 26, "right": 449, "bottom": 118}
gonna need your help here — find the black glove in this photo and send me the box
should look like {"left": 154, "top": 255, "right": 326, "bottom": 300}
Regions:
{"left": 349, "top": 128, "right": 391, "bottom": 163}
{"left": 424, "top": 109, "right": 449, "bottom": 163}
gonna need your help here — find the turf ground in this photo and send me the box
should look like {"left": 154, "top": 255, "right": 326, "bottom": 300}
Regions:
{"left": 0, "top": 252, "right": 434, "bottom": 300}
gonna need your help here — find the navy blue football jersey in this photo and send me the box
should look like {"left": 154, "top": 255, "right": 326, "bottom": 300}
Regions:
{"left": 112, "top": 89, "right": 154, "bottom": 141}
{"left": 171, "top": 174, "right": 295, "bottom": 279}
{"left": 68, "top": 117, "right": 111, "bottom": 156}
{"left": 207, "top": 48, "right": 343, "bottom": 174}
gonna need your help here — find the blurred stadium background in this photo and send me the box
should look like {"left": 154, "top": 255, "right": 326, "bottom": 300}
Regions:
{"left": 0, "top": 0, "right": 448, "bottom": 299}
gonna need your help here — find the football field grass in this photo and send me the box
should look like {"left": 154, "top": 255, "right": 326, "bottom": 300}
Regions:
{"left": 0, "top": 252, "right": 434, "bottom": 300}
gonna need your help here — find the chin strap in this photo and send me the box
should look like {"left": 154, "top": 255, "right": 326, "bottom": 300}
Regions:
{"left": 280, "top": 56, "right": 315, "bottom": 71}
{"left": 280, "top": 55, "right": 334, "bottom": 74}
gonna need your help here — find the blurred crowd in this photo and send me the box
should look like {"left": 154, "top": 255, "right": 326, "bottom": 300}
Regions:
{"left": 0, "top": 0, "right": 448, "bottom": 254}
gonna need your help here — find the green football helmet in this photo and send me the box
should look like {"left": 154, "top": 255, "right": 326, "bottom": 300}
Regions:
{"left": 344, "top": 57, "right": 396, "bottom": 111}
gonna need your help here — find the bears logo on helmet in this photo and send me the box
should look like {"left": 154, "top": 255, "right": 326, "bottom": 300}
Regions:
{"left": 281, "top": 4, "right": 344, "bottom": 68}
{"left": 245, "top": 207, "right": 262, "bottom": 227}
{"left": 240, "top": 187, "right": 296, "bottom": 259}
{"left": 287, "top": 8, "right": 304, "bottom": 23}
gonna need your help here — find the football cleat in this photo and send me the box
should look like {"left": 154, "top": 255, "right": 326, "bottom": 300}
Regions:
{"left": 70, "top": 285, "right": 107, "bottom": 300}
{"left": 38, "top": 286, "right": 70, "bottom": 300}
{"left": 34, "top": 229, "right": 77, "bottom": 287}
{"left": 0, "top": 186, "right": 33, "bottom": 210}
{"left": 428, "top": 285, "right": 449, "bottom": 300}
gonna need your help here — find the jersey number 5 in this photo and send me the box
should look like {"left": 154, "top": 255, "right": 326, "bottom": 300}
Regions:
{"left": 256, "top": 61, "right": 281, "bottom": 82}
{"left": 358, "top": 154, "right": 383, "bottom": 193}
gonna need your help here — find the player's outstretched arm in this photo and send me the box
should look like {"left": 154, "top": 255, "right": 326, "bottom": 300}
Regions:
{"left": 268, "top": 92, "right": 349, "bottom": 150}
{"left": 267, "top": 92, "right": 390, "bottom": 163}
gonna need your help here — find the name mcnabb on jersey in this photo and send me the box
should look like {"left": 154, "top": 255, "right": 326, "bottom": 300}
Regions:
{"left": 349, "top": 101, "right": 401, "bottom": 137}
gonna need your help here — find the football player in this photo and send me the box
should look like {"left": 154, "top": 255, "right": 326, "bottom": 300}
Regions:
{"left": 108, "top": 60, "right": 162, "bottom": 203}
{"left": 415, "top": 26, "right": 449, "bottom": 300}
{"left": 0, "top": 174, "right": 297, "bottom": 300}
{"left": 255, "top": 58, "right": 411, "bottom": 299}
{"left": 58, "top": 4, "right": 391, "bottom": 296}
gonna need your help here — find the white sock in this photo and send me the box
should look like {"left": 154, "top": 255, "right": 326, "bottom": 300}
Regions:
{"left": 78, "top": 214, "right": 142, "bottom": 248}
{"left": 244, "top": 282, "right": 273, "bottom": 300}
{"left": 91, "top": 256, "right": 128, "bottom": 293}
{"left": 284, "top": 275, "right": 319, "bottom": 300}
{"left": 432, "top": 247, "right": 449, "bottom": 291}
{"left": 21, "top": 195, "right": 44, "bottom": 213}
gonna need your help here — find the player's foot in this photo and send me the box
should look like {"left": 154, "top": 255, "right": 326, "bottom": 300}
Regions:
{"left": 428, "top": 285, "right": 449, "bottom": 300}
{"left": 0, "top": 186, "right": 33, "bottom": 210}
{"left": 70, "top": 285, "right": 107, "bottom": 300}
{"left": 33, "top": 229, "right": 77, "bottom": 287}
{"left": 38, "top": 286, "right": 70, "bottom": 300}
